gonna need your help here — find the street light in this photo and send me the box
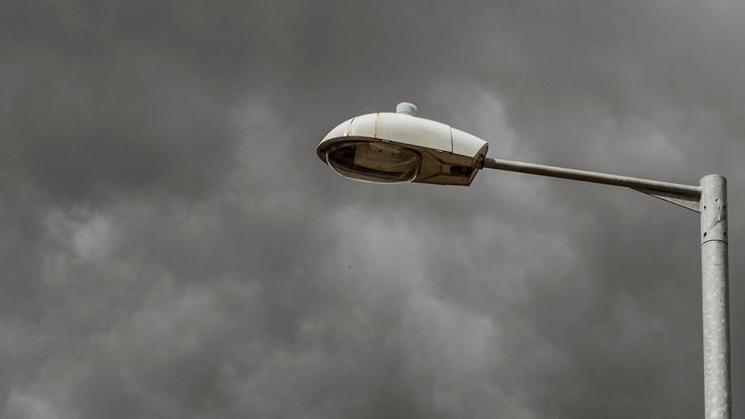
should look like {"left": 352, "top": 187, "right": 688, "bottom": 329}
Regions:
{"left": 317, "top": 102, "right": 731, "bottom": 419}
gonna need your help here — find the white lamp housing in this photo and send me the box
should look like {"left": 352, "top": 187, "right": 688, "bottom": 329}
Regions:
{"left": 316, "top": 104, "right": 489, "bottom": 186}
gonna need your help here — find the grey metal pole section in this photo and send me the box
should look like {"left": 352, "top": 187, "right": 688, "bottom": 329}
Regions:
{"left": 700, "top": 174, "right": 731, "bottom": 419}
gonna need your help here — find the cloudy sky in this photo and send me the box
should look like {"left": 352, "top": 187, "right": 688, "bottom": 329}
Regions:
{"left": 1, "top": 1, "right": 743, "bottom": 418}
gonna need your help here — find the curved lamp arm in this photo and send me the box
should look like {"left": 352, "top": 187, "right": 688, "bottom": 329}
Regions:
{"left": 483, "top": 157, "right": 701, "bottom": 212}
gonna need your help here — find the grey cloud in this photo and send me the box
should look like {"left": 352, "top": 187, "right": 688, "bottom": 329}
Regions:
{"left": 1, "top": 1, "right": 743, "bottom": 418}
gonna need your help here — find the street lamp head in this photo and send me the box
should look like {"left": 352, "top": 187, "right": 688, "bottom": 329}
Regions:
{"left": 316, "top": 103, "right": 488, "bottom": 186}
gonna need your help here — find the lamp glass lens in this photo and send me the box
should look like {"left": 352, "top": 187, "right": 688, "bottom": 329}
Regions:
{"left": 326, "top": 141, "right": 420, "bottom": 183}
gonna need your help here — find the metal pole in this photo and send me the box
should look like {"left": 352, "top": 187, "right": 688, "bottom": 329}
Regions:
{"left": 700, "top": 174, "right": 731, "bottom": 419}
{"left": 482, "top": 158, "right": 731, "bottom": 416}
{"left": 483, "top": 157, "right": 701, "bottom": 199}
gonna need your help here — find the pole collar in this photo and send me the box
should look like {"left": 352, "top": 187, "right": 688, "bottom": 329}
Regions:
{"left": 700, "top": 174, "right": 727, "bottom": 244}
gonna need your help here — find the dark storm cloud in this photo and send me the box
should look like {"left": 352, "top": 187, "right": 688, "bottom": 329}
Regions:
{"left": 1, "top": 1, "right": 743, "bottom": 418}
